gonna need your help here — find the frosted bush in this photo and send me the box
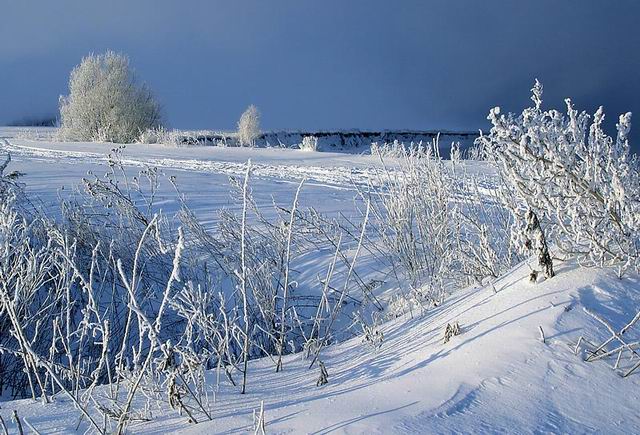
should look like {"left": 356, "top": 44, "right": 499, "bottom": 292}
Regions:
{"left": 138, "top": 126, "right": 166, "bottom": 144}
{"left": 138, "top": 126, "right": 182, "bottom": 145}
{"left": 299, "top": 135, "right": 319, "bottom": 151}
{"left": 371, "top": 140, "right": 403, "bottom": 158}
{"left": 58, "top": 51, "right": 162, "bottom": 143}
{"left": 369, "top": 141, "right": 513, "bottom": 307}
{"left": 237, "top": 105, "right": 261, "bottom": 147}
{"left": 463, "top": 141, "right": 486, "bottom": 161}
{"left": 480, "top": 80, "right": 640, "bottom": 275}
{"left": 371, "top": 140, "right": 427, "bottom": 159}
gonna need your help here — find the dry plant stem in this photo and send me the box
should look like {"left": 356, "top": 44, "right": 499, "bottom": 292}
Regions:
{"left": 308, "top": 234, "right": 343, "bottom": 349}
{"left": 588, "top": 341, "right": 640, "bottom": 363}
{"left": 0, "top": 414, "right": 8, "bottom": 435}
{"left": 276, "top": 178, "right": 305, "bottom": 372}
{"left": 253, "top": 400, "right": 266, "bottom": 435}
{"left": 115, "top": 219, "right": 184, "bottom": 435}
{"left": 24, "top": 352, "right": 104, "bottom": 434}
{"left": 11, "top": 411, "right": 23, "bottom": 435}
{"left": 310, "top": 199, "right": 370, "bottom": 369}
{"left": 22, "top": 418, "right": 42, "bottom": 435}
{"left": 584, "top": 308, "right": 640, "bottom": 361}
{"left": 240, "top": 161, "right": 252, "bottom": 394}
{"left": 176, "top": 371, "right": 212, "bottom": 421}
{"left": 583, "top": 307, "right": 640, "bottom": 376}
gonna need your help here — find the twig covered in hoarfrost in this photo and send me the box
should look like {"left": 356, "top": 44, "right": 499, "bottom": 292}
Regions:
{"left": 11, "top": 411, "right": 23, "bottom": 435}
{"left": 309, "top": 199, "right": 370, "bottom": 369}
{"left": 22, "top": 418, "right": 42, "bottom": 435}
{"left": 253, "top": 400, "right": 266, "bottom": 434}
{"left": 240, "top": 161, "right": 252, "bottom": 394}
{"left": 276, "top": 178, "right": 305, "bottom": 372}
{"left": 582, "top": 307, "right": 640, "bottom": 377}
{"left": 114, "top": 219, "right": 185, "bottom": 435}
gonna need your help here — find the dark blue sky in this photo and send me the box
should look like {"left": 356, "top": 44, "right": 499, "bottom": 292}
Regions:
{"left": 1, "top": 1, "right": 639, "bottom": 146}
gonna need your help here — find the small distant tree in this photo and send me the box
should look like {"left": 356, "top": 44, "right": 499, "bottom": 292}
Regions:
{"left": 58, "top": 51, "right": 162, "bottom": 143}
{"left": 237, "top": 105, "right": 261, "bottom": 147}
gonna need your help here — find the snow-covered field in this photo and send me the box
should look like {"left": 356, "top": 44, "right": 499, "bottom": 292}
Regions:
{"left": 0, "top": 127, "right": 638, "bottom": 434}
{"left": 0, "top": 128, "right": 391, "bottom": 243}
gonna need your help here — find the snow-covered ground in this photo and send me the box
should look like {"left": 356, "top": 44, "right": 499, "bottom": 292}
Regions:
{"left": 3, "top": 258, "right": 639, "bottom": 434}
{"left": 0, "top": 128, "right": 380, "bottom": 227}
{"left": 0, "top": 128, "right": 638, "bottom": 434}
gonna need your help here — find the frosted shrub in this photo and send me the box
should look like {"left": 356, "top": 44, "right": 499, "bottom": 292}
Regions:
{"left": 369, "top": 142, "right": 513, "bottom": 309}
{"left": 237, "top": 105, "right": 261, "bottom": 147}
{"left": 299, "top": 135, "right": 319, "bottom": 151}
{"left": 463, "top": 141, "right": 486, "bottom": 161}
{"left": 138, "top": 126, "right": 165, "bottom": 144}
{"left": 370, "top": 140, "right": 400, "bottom": 158}
{"left": 371, "top": 140, "right": 425, "bottom": 159}
{"left": 138, "top": 126, "right": 181, "bottom": 145}
{"left": 480, "top": 81, "right": 640, "bottom": 276}
{"left": 59, "top": 51, "right": 162, "bottom": 143}
{"left": 373, "top": 144, "right": 457, "bottom": 295}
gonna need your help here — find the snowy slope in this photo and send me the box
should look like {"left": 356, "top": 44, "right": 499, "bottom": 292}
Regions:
{"left": 144, "top": 260, "right": 640, "bottom": 434}
{"left": 0, "top": 129, "right": 638, "bottom": 434}
{"left": 1, "top": 259, "right": 638, "bottom": 434}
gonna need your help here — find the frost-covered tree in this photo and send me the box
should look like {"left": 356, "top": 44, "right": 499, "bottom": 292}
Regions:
{"left": 58, "top": 51, "right": 162, "bottom": 143}
{"left": 237, "top": 105, "right": 261, "bottom": 147}
{"left": 481, "top": 80, "right": 640, "bottom": 276}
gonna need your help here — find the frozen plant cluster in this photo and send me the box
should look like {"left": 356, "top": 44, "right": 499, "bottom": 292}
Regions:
{"left": 367, "top": 141, "right": 514, "bottom": 316}
{"left": 481, "top": 80, "right": 640, "bottom": 276}
{"left": 370, "top": 140, "right": 427, "bottom": 159}
{"left": 0, "top": 149, "right": 373, "bottom": 433}
{"left": 299, "top": 135, "right": 319, "bottom": 152}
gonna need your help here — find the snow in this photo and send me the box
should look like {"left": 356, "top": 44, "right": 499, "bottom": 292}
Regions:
{"left": 0, "top": 131, "right": 377, "bottom": 226}
{"left": 0, "top": 128, "right": 638, "bottom": 434}
{"left": 2, "top": 257, "right": 639, "bottom": 434}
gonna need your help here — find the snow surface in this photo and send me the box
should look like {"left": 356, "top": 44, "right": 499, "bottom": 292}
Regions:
{"left": 0, "top": 131, "right": 375, "bottom": 226}
{"left": 2, "top": 258, "right": 638, "bottom": 434}
{"left": 0, "top": 129, "right": 638, "bottom": 434}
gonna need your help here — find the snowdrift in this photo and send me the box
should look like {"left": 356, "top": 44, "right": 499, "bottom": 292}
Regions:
{"left": 2, "top": 259, "right": 638, "bottom": 434}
